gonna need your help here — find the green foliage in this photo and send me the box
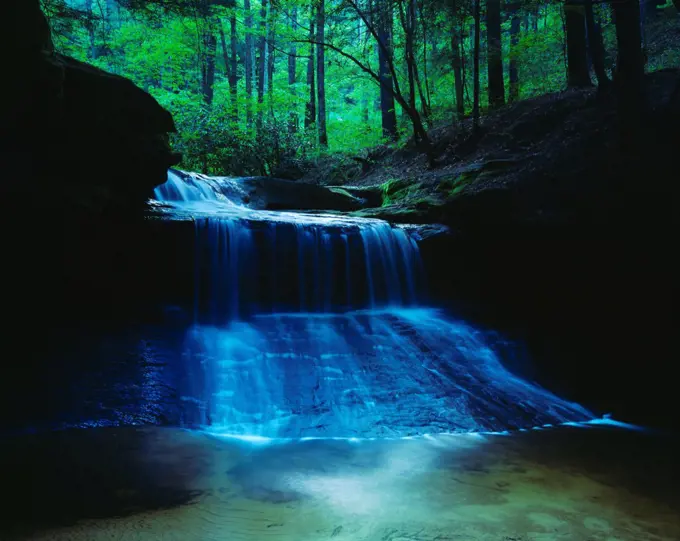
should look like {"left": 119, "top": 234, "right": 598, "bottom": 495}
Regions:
{"left": 46, "top": 0, "right": 680, "bottom": 177}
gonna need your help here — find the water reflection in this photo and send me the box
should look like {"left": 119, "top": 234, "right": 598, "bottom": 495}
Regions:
{"left": 2, "top": 425, "right": 678, "bottom": 540}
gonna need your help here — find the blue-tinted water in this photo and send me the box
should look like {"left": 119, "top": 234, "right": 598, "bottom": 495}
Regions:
{"left": 193, "top": 217, "right": 423, "bottom": 323}
{"left": 182, "top": 309, "right": 590, "bottom": 438}
{"left": 151, "top": 171, "right": 593, "bottom": 437}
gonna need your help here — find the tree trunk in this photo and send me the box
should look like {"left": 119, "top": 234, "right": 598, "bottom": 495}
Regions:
{"left": 219, "top": 22, "right": 237, "bottom": 121}
{"left": 245, "top": 0, "right": 254, "bottom": 127}
{"left": 305, "top": 3, "right": 316, "bottom": 131}
{"left": 508, "top": 1, "right": 521, "bottom": 102}
{"left": 84, "top": 0, "right": 98, "bottom": 60}
{"left": 612, "top": 0, "right": 646, "bottom": 146}
{"left": 401, "top": 0, "right": 418, "bottom": 138}
{"left": 377, "top": 2, "right": 398, "bottom": 140}
{"left": 472, "top": 0, "right": 481, "bottom": 133}
{"left": 420, "top": 0, "right": 433, "bottom": 115}
{"left": 267, "top": 6, "right": 275, "bottom": 118}
{"left": 486, "top": 0, "right": 505, "bottom": 108}
{"left": 317, "top": 0, "right": 328, "bottom": 147}
{"left": 584, "top": 0, "right": 610, "bottom": 88}
{"left": 452, "top": 25, "right": 465, "bottom": 121}
{"left": 288, "top": 7, "right": 298, "bottom": 134}
{"left": 564, "top": 1, "right": 592, "bottom": 88}
{"left": 256, "top": 0, "right": 268, "bottom": 133}
{"left": 201, "top": 22, "right": 217, "bottom": 106}
{"left": 532, "top": 6, "right": 539, "bottom": 31}
{"left": 230, "top": 8, "right": 238, "bottom": 121}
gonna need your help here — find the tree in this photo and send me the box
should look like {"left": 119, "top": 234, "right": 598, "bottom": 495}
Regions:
{"left": 199, "top": 2, "right": 217, "bottom": 106}
{"left": 486, "top": 0, "right": 505, "bottom": 107}
{"left": 317, "top": 0, "right": 328, "bottom": 147}
{"left": 218, "top": 6, "right": 238, "bottom": 121}
{"left": 611, "top": 0, "right": 646, "bottom": 146}
{"left": 288, "top": 7, "right": 299, "bottom": 134}
{"left": 584, "top": 0, "right": 610, "bottom": 89}
{"left": 451, "top": 18, "right": 465, "bottom": 119}
{"left": 256, "top": 0, "right": 268, "bottom": 132}
{"left": 305, "top": 2, "right": 316, "bottom": 131}
{"left": 245, "top": 0, "right": 254, "bottom": 127}
{"left": 472, "top": 0, "right": 481, "bottom": 132}
{"left": 508, "top": 0, "right": 521, "bottom": 102}
{"left": 564, "top": 1, "right": 592, "bottom": 88}
{"left": 267, "top": 3, "right": 276, "bottom": 118}
{"left": 377, "top": 1, "right": 398, "bottom": 140}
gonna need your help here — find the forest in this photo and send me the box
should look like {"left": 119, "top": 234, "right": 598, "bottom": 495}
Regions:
{"left": 41, "top": 0, "right": 680, "bottom": 176}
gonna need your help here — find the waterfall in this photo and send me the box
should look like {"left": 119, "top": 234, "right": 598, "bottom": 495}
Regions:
{"left": 153, "top": 172, "right": 592, "bottom": 437}
{"left": 192, "top": 217, "right": 423, "bottom": 324}
{"left": 154, "top": 170, "right": 221, "bottom": 202}
{"left": 183, "top": 309, "right": 591, "bottom": 437}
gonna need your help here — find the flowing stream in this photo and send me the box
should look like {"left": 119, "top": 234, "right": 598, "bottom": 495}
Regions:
{"left": 153, "top": 170, "right": 591, "bottom": 438}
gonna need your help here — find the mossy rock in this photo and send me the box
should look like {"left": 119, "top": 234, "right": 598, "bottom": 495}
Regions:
{"left": 437, "top": 158, "right": 521, "bottom": 199}
{"left": 351, "top": 196, "right": 444, "bottom": 224}
{"left": 380, "top": 178, "right": 429, "bottom": 207}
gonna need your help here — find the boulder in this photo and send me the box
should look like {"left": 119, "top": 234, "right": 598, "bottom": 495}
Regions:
{"left": 1, "top": 1, "right": 180, "bottom": 216}
{"left": 236, "top": 176, "right": 367, "bottom": 212}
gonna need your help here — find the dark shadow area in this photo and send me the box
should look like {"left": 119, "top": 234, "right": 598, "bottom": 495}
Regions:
{"left": 0, "top": 428, "right": 207, "bottom": 538}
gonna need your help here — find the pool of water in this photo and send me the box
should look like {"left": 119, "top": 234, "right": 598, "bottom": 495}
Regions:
{"left": 2, "top": 424, "right": 678, "bottom": 540}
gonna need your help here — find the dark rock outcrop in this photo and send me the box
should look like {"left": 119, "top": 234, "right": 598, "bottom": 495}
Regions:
{"left": 238, "top": 176, "right": 366, "bottom": 211}
{"left": 1, "top": 2, "right": 180, "bottom": 215}
{"left": 416, "top": 72, "right": 680, "bottom": 431}
{"left": 1, "top": 4, "right": 184, "bottom": 371}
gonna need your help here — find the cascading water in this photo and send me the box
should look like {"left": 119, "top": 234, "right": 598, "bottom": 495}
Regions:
{"left": 154, "top": 170, "right": 592, "bottom": 438}
{"left": 192, "top": 217, "right": 423, "bottom": 324}
{"left": 154, "top": 169, "right": 221, "bottom": 202}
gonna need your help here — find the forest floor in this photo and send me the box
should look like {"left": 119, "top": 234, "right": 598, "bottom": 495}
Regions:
{"left": 297, "top": 15, "right": 680, "bottom": 227}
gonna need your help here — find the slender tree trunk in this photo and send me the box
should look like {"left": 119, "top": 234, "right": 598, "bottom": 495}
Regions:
{"left": 612, "top": 0, "right": 646, "bottom": 146}
{"left": 201, "top": 22, "right": 217, "bottom": 106}
{"left": 472, "top": 0, "right": 481, "bottom": 133}
{"left": 452, "top": 24, "right": 465, "bottom": 121}
{"left": 245, "top": 0, "right": 254, "bottom": 127}
{"left": 267, "top": 7, "right": 275, "bottom": 118}
{"left": 414, "top": 66, "right": 429, "bottom": 123}
{"left": 288, "top": 7, "right": 298, "bottom": 134}
{"left": 508, "top": 1, "right": 521, "bottom": 102}
{"left": 486, "top": 0, "right": 505, "bottom": 107}
{"left": 219, "top": 22, "right": 237, "bottom": 121}
{"left": 403, "top": 0, "right": 418, "bottom": 138}
{"left": 317, "top": 0, "right": 328, "bottom": 147}
{"left": 256, "top": 0, "right": 268, "bottom": 133}
{"left": 230, "top": 8, "right": 238, "bottom": 120}
{"left": 420, "top": 0, "right": 433, "bottom": 115}
{"left": 532, "top": 6, "right": 539, "bottom": 31}
{"left": 84, "top": 0, "right": 98, "bottom": 59}
{"left": 564, "top": 1, "right": 592, "bottom": 88}
{"left": 305, "top": 3, "right": 316, "bottom": 131}
{"left": 377, "top": 2, "right": 398, "bottom": 140}
{"left": 585, "top": 0, "right": 610, "bottom": 88}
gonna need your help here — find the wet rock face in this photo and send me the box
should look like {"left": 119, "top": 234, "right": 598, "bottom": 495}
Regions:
{"left": 1, "top": 1, "right": 180, "bottom": 215}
